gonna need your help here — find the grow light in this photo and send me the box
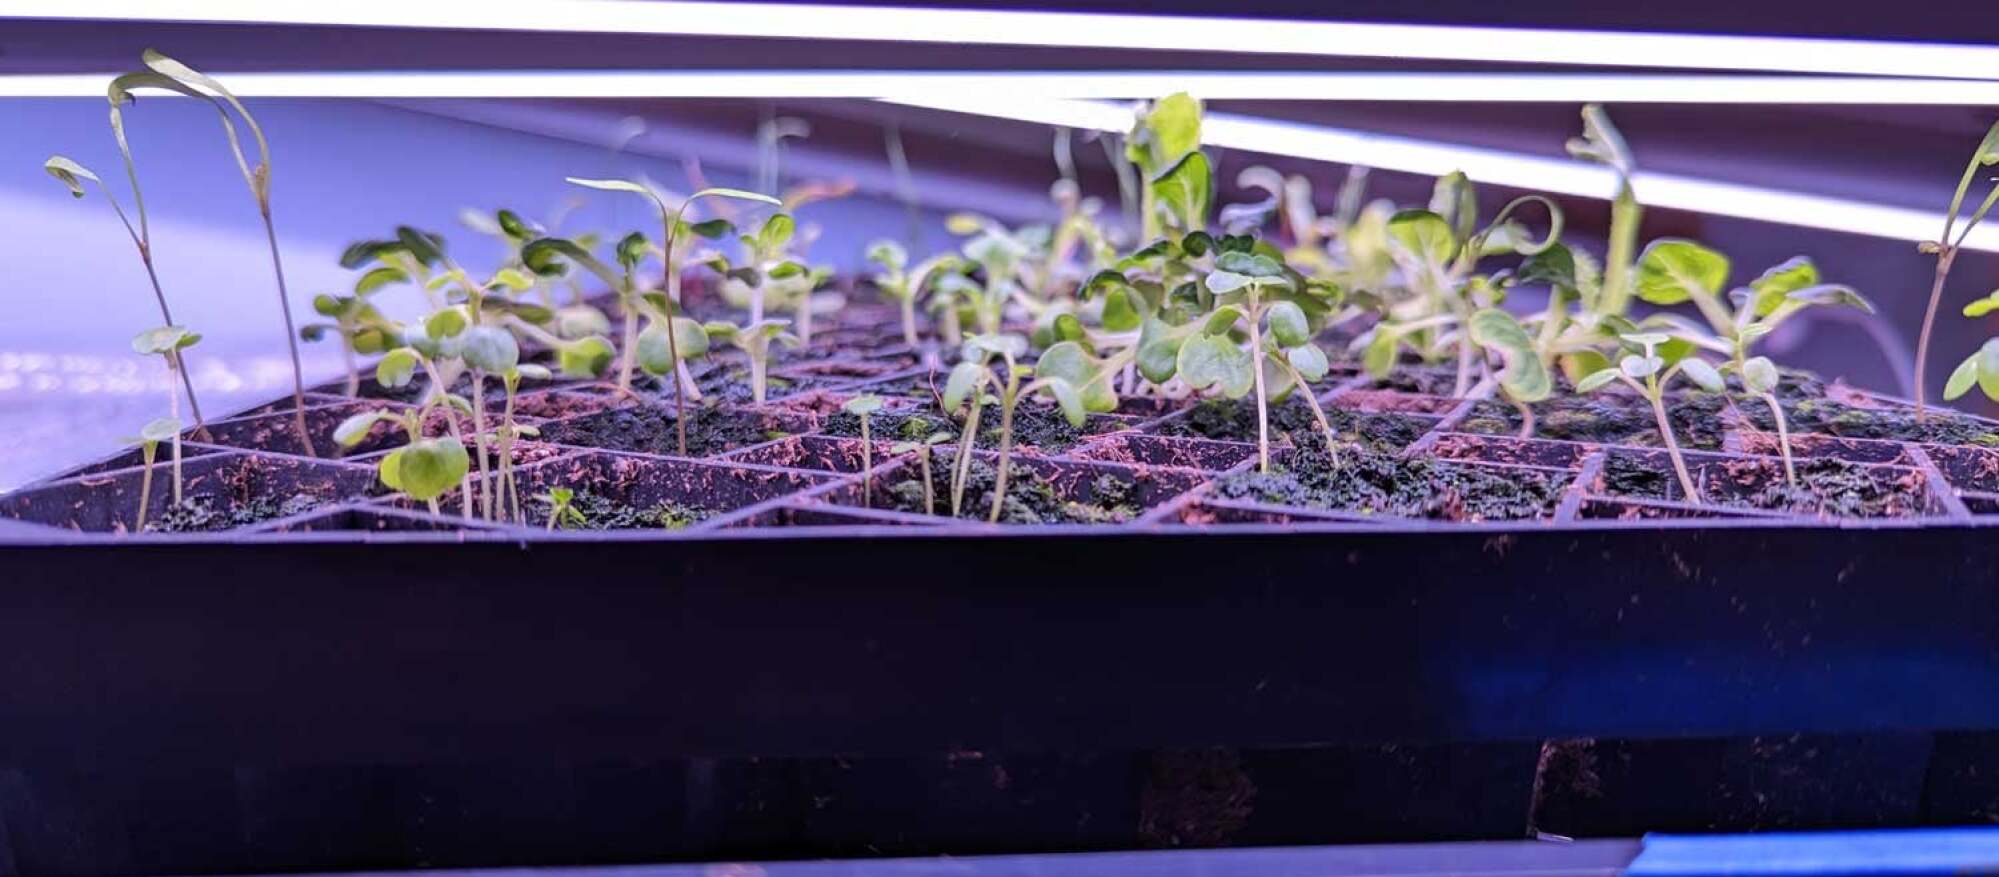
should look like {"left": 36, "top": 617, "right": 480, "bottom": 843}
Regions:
{"left": 10, "top": 69, "right": 1999, "bottom": 104}
{"left": 883, "top": 95, "right": 1999, "bottom": 255}
{"left": 17, "top": 1, "right": 1999, "bottom": 82}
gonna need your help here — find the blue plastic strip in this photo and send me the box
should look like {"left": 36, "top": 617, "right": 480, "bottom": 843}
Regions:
{"left": 1628, "top": 828, "right": 1999, "bottom": 877}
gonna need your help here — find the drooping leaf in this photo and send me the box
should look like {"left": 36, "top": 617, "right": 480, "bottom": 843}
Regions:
{"left": 333, "top": 411, "right": 394, "bottom": 448}
{"left": 43, "top": 155, "right": 98, "bottom": 197}
{"left": 376, "top": 348, "right": 420, "bottom": 388}
{"left": 943, "top": 361, "right": 986, "bottom": 412}
{"left": 1467, "top": 308, "right": 1551, "bottom": 403}
{"left": 1745, "top": 256, "right": 1818, "bottom": 317}
{"left": 1575, "top": 368, "right": 1622, "bottom": 393}
{"left": 1566, "top": 104, "right": 1634, "bottom": 177}
{"left": 1785, "top": 284, "right": 1874, "bottom": 314}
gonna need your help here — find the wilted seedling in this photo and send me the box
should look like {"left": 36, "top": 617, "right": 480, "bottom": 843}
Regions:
{"left": 131, "top": 325, "right": 200, "bottom": 515}
{"left": 943, "top": 333, "right": 1090, "bottom": 523}
{"left": 539, "top": 486, "right": 586, "bottom": 531}
{"left": 43, "top": 155, "right": 208, "bottom": 433}
{"left": 1577, "top": 333, "right": 1727, "bottom": 502}
{"left": 112, "top": 50, "right": 314, "bottom": 454}
{"left": 1914, "top": 121, "right": 1999, "bottom": 422}
{"left": 867, "top": 240, "right": 961, "bottom": 347}
{"left": 123, "top": 416, "right": 180, "bottom": 532}
{"left": 887, "top": 432, "right": 954, "bottom": 517}
{"left": 842, "top": 394, "right": 886, "bottom": 507}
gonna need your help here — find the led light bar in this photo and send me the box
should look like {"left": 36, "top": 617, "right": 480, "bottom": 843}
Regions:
{"left": 5, "top": 69, "right": 1999, "bottom": 103}
{"left": 881, "top": 95, "right": 1999, "bottom": 255}
{"left": 13, "top": 1, "right": 1999, "bottom": 82}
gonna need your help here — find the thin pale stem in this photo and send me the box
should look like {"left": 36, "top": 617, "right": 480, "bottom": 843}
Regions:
{"left": 136, "top": 446, "right": 156, "bottom": 533}
{"left": 989, "top": 386, "right": 1017, "bottom": 525}
{"left": 136, "top": 252, "right": 208, "bottom": 431}
{"left": 1514, "top": 398, "right": 1537, "bottom": 440}
{"left": 1646, "top": 383, "right": 1700, "bottom": 503}
{"left": 342, "top": 338, "right": 360, "bottom": 397}
{"left": 1248, "top": 293, "right": 1271, "bottom": 474}
{"left": 471, "top": 372, "right": 493, "bottom": 521}
{"left": 859, "top": 414, "right": 873, "bottom": 509}
{"left": 919, "top": 448, "right": 935, "bottom": 516}
{"left": 1915, "top": 249, "right": 1957, "bottom": 422}
{"left": 951, "top": 399, "right": 984, "bottom": 518}
{"left": 257, "top": 207, "right": 315, "bottom": 457}
{"left": 1762, "top": 392, "right": 1797, "bottom": 487}
{"left": 900, "top": 296, "right": 920, "bottom": 348}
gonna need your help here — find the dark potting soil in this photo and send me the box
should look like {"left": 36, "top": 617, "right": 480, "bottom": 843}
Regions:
{"left": 1756, "top": 397, "right": 1999, "bottom": 447}
{"left": 540, "top": 404, "right": 795, "bottom": 457}
{"left": 1157, "top": 397, "right": 1426, "bottom": 451}
{"left": 883, "top": 452, "right": 1143, "bottom": 525}
{"left": 145, "top": 494, "right": 330, "bottom": 533}
{"left": 641, "top": 365, "right": 847, "bottom": 405}
{"left": 1366, "top": 369, "right": 1461, "bottom": 396}
{"left": 547, "top": 489, "right": 713, "bottom": 531}
{"left": 1458, "top": 393, "right": 1731, "bottom": 451}
{"left": 822, "top": 402, "right": 1116, "bottom": 454}
{"left": 1598, "top": 454, "right": 1926, "bottom": 518}
{"left": 1211, "top": 438, "right": 1568, "bottom": 522}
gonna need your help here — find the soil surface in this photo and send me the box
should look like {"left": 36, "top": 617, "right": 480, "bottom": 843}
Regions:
{"left": 1598, "top": 454, "right": 1927, "bottom": 517}
{"left": 1459, "top": 392, "right": 1731, "bottom": 450}
{"left": 883, "top": 451, "right": 1144, "bottom": 525}
{"left": 540, "top": 404, "right": 798, "bottom": 457}
{"left": 146, "top": 494, "right": 330, "bottom": 533}
{"left": 823, "top": 402, "right": 1121, "bottom": 454}
{"left": 545, "top": 489, "right": 713, "bottom": 530}
{"left": 1212, "top": 438, "right": 1568, "bottom": 521}
{"left": 1156, "top": 397, "right": 1428, "bottom": 452}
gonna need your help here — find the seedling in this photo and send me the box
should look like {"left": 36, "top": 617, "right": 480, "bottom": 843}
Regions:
{"left": 1566, "top": 104, "right": 1642, "bottom": 317}
{"left": 131, "top": 325, "right": 200, "bottom": 512}
{"left": 123, "top": 417, "right": 179, "bottom": 532}
{"left": 866, "top": 240, "right": 961, "bottom": 347}
{"left": 887, "top": 432, "right": 954, "bottom": 516}
{"left": 332, "top": 358, "right": 474, "bottom": 514}
{"left": 112, "top": 50, "right": 314, "bottom": 454}
{"left": 487, "top": 363, "right": 550, "bottom": 524}
{"left": 1914, "top": 121, "right": 1999, "bottom": 421}
{"left": 842, "top": 394, "right": 886, "bottom": 507}
{"left": 1125, "top": 92, "right": 1212, "bottom": 241}
{"left": 1577, "top": 333, "right": 1728, "bottom": 503}
{"left": 539, "top": 486, "right": 586, "bottom": 531}
{"left": 304, "top": 247, "right": 413, "bottom": 395}
{"left": 700, "top": 212, "right": 812, "bottom": 403}
{"left": 43, "top": 156, "right": 208, "bottom": 433}
{"left": 942, "top": 334, "right": 1088, "bottom": 523}
{"left": 1191, "top": 250, "right": 1342, "bottom": 472}
{"left": 564, "top": 177, "right": 779, "bottom": 405}
{"left": 1465, "top": 309, "right": 1553, "bottom": 438}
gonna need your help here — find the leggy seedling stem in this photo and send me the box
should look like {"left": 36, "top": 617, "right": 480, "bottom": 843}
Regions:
{"left": 1915, "top": 122, "right": 1999, "bottom": 422}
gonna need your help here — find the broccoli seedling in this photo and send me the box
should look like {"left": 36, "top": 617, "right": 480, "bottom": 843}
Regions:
{"left": 122, "top": 417, "right": 179, "bottom": 532}
{"left": 943, "top": 334, "right": 1089, "bottom": 523}
{"left": 1577, "top": 333, "right": 1728, "bottom": 503}
{"left": 539, "top": 486, "right": 586, "bottom": 531}
{"left": 866, "top": 240, "right": 961, "bottom": 347}
{"left": 112, "top": 50, "right": 314, "bottom": 455}
{"left": 43, "top": 156, "right": 208, "bottom": 434}
{"left": 332, "top": 353, "right": 474, "bottom": 515}
{"left": 130, "top": 325, "right": 200, "bottom": 514}
{"left": 842, "top": 394, "right": 886, "bottom": 508}
{"left": 1915, "top": 121, "right": 1999, "bottom": 422}
{"left": 887, "top": 432, "right": 954, "bottom": 517}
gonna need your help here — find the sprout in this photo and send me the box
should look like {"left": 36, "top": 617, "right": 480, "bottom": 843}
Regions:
{"left": 1914, "top": 121, "right": 1999, "bottom": 422}
{"left": 866, "top": 240, "right": 961, "bottom": 347}
{"left": 539, "top": 486, "right": 585, "bottom": 531}
{"left": 130, "top": 325, "right": 200, "bottom": 517}
{"left": 1576, "top": 333, "right": 1727, "bottom": 503}
{"left": 700, "top": 212, "right": 812, "bottom": 404}
{"left": 887, "top": 432, "right": 954, "bottom": 517}
{"left": 43, "top": 155, "right": 209, "bottom": 434}
{"left": 1566, "top": 104, "right": 1642, "bottom": 317}
{"left": 122, "top": 417, "right": 180, "bottom": 532}
{"left": 113, "top": 50, "right": 314, "bottom": 454}
{"left": 842, "top": 394, "right": 885, "bottom": 507}
{"left": 332, "top": 361, "right": 473, "bottom": 514}
{"left": 1126, "top": 92, "right": 1211, "bottom": 240}
{"left": 943, "top": 333, "right": 1087, "bottom": 523}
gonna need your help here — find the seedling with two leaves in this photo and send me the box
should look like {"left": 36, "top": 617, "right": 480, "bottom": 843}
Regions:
{"left": 941, "top": 334, "right": 1093, "bottom": 523}
{"left": 1577, "top": 333, "right": 1729, "bottom": 503}
{"left": 129, "top": 325, "right": 201, "bottom": 526}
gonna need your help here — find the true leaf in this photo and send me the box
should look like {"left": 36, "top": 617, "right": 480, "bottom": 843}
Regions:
{"left": 1386, "top": 209, "right": 1457, "bottom": 267}
{"left": 1637, "top": 239, "right": 1729, "bottom": 306}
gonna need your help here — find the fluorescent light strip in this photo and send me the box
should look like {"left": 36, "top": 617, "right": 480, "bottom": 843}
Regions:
{"left": 7, "top": 69, "right": 1999, "bottom": 103}
{"left": 881, "top": 95, "right": 1999, "bottom": 254}
{"left": 14, "top": 1, "right": 1999, "bottom": 82}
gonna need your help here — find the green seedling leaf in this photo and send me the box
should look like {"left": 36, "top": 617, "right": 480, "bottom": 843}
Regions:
{"left": 1102, "top": 287, "right": 1142, "bottom": 332}
{"left": 1133, "top": 92, "right": 1202, "bottom": 172}
{"left": 758, "top": 214, "right": 796, "bottom": 253}
{"left": 1964, "top": 290, "right": 1999, "bottom": 318}
{"left": 516, "top": 363, "right": 553, "bottom": 382}
{"left": 1620, "top": 331, "right": 1672, "bottom": 347}
{"left": 376, "top": 348, "right": 420, "bottom": 388}
{"left": 943, "top": 361, "right": 986, "bottom": 412}
{"left": 1177, "top": 334, "right": 1254, "bottom": 399}
{"left": 332, "top": 411, "right": 393, "bottom": 447}
{"left": 557, "top": 305, "right": 612, "bottom": 339}
{"left": 842, "top": 394, "right": 885, "bottom": 417}
{"left": 1785, "top": 284, "right": 1874, "bottom": 313}
{"left": 1576, "top": 368, "right": 1622, "bottom": 393}
{"left": 1137, "top": 335, "right": 1183, "bottom": 384}
{"left": 425, "top": 308, "right": 467, "bottom": 339}
{"left": 131, "top": 325, "right": 200, "bottom": 355}
{"left": 1044, "top": 377, "right": 1087, "bottom": 428}
{"left": 1151, "top": 151, "right": 1213, "bottom": 233}
{"left": 1035, "top": 341, "right": 1116, "bottom": 413}
{"left": 1215, "top": 250, "right": 1286, "bottom": 278}
{"left": 1205, "top": 270, "right": 1252, "bottom": 295}
{"left": 1946, "top": 352, "right": 1981, "bottom": 401}
{"left": 355, "top": 266, "right": 408, "bottom": 296}
{"left": 1517, "top": 243, "right": 1580, "bottom": 290}
{"left": 1386, "top": 209, "right": 1458, "bottom": 266}
{"left": 1744, "top": 256, "right": 1817, "bottom": 317}
{"left": 1266, "top": 301, "right": 1311, "bottom": 348}
{"left": 1981, "top": 339, "right": 1999, "bottom": 401}
{"left": 1467, "top": 308, "right": 1552, "bottom": 403}
{"left": 1286, "top": 343, "right": 1330, "bottom": 383}
{"left": 1620, "top": 353, "right": 1663, "bottom": 380}
{"left": 1566, "top": 103, "right": 1634, "bottom": 176}
{"left": 1742, "top": 356, "right": 1781, "bottom": 395}
{"left": 394, "top": 437, "right": 470, "bottom": 503}
{"left": 1679, "top": 357, "right": 1726, "bottom": 393}
{"left": 459, "top": 325, "right": 520, "bottom": 373}
{"left": 140, "top": 416, "right": 180, "bottom": 444}
{"left": 558, "top": 335, "right": 616, "bottom": 377}
{"left": 1637, "top": 239, "right": 1729, "bottom": 306}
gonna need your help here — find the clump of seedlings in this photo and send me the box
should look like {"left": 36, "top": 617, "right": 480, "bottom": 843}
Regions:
{"left": 942, "top": 334, "right": 1092, "bottom": 522}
